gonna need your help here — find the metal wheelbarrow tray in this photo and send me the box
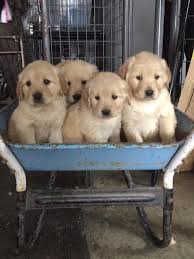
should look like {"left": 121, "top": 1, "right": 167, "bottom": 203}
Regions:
{"left": 0, "top": 100, "right": 194, "bottom": 250}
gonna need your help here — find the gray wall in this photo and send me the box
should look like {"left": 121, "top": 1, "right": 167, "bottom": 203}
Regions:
{"left": 131, "top": 0, "right": 156, "bottom": 55}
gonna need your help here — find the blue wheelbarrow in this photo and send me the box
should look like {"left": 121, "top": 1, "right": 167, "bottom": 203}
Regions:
{"left": 0, "top": 99, "right": 194, "bottom": 250}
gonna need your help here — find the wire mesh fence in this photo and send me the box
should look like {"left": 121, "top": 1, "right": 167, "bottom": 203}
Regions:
{"left": 24, "top": 0, "right": 125, "bottom": 72}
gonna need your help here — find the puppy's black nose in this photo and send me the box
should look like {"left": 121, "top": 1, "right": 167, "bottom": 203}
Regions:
{"left": 33, "top": 92, "right": 43, "bottom": 102}
{"left": 102, "top": 109, "right": 110, "bottom": 116}
{"left": 73, "top": 93, "right": 81, "bottom": 101}
{"left": 145, "top": 89, "right": 154, "bottom": 97}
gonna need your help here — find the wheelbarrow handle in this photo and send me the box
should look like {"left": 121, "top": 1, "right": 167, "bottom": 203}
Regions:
{"left": 164, "top": 128, "right": 194, "bottom": 189}
{"left": 0, "top": 135, "right": 26, "bottom": 192}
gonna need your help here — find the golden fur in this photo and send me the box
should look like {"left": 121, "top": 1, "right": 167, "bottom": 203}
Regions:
{"left": 8, "top": 60, "right": 67, "bottom": 144}
{"left": 119, "top": 51, "right": 177, "bottom": 144}
{"left": 62, "top": 72, "right": 127, "bottom": 143}
{"left": 56, "top": 59, "right": 98, "bottom": 105}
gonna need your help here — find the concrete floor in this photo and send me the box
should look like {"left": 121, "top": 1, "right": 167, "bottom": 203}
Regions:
{"left": 0, "top": 165, "right": 194, "bottom": 258}
{"left": 0, "top": 166, "right": 89, "bottom": 259}
{"left": 83, "top": 171, "right": 194, "bottom": 259}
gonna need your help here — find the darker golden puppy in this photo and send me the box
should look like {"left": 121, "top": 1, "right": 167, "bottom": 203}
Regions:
{"left": 56, "top": 59, "right": 98, "bottom": 104}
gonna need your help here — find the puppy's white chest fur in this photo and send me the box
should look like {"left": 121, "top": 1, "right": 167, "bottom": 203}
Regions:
{"left": 82, "top": 112, "right": 120, "bottom": 142}
{"left": 10, "top": 97, "right": 66, "bottom": 144}
{"left": 32, "top": 107, "right": 58, "bottom": 142}
{"left": 32, "top": 99, "right": 66, "bottom": 143}
{"left": 129, "top": 100, "right": 160, "bottom": 139}
{"left": 122, "top": 89, "right": 175, "bottom": 142}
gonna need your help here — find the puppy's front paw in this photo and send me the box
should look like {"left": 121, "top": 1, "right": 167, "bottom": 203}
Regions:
{"left": 125, "top": 134, "right": 143, "bottom": 144}
{"left": 49, "top": 131, "right": 63, "bottom": 144}
{"left": 109, "top": 135, "right": 120, "bottom": 143}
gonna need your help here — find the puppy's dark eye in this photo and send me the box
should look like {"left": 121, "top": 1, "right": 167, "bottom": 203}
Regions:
{"left": 95, "top": 96, "right": 100, "bottom": 101}
{"left": 43, "top": 79, "right": 50, "bottom": 85}
{"left": 67, "top": 81, "right": 71, "bottom": 86}
{"left": 81, "top": 80, "right": 87, "bottom": 85}
{"left": 26, "top": 80, "right": 31, "bottom": 87}
{"left": 136, "top": 75, "right": 143, "bottom": 80}
{"left": 112, "top": 95, "right": 118, "bottom": 100}
{"left": 155, "top": 74, "right": 160, "bottom": 80}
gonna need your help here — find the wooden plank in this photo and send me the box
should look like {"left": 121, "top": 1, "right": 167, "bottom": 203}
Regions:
{"left": 178, "top": 51, "right": 194, "bottom": 113}
{"left": 178, "top": 50, "right": 194, "bottom": 172}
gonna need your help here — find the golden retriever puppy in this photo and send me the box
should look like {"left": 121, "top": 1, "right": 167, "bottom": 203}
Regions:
{"left": 62, "top": 72, "right": 127, "bottom": 143}
{"left": 119, "top": 51, "right": 177, "bottom": 144}
{"left": 56, "top": 59, "right": 98, "bottom": 105}
{"left": 8, "top": 60, "right": 66, "bottom": 144}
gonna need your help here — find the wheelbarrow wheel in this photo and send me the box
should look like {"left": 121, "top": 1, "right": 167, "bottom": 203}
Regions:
{"left": 137, "top": 188, "right": 173, "bottom": 248}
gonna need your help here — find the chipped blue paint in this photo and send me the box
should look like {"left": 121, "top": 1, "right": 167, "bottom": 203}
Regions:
{"left": 0, "top": 100, "right": 193, "bottom": 172}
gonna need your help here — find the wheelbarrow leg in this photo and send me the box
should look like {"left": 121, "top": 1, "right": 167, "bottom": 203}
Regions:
{"left": 123, "top": 170, "right": 134, "bottom": 188}
{"left": 17, "top": 192, "right": 26, "bottom": 250}
{"left": 137, "top": 188, "right": 173, "bottom": 247}
{"left": 124, "top": 170, "right": 159, "bottom": 187}
{"left": 29, "top": 208, "right": 46, "bottom": 249}
{"left": 123, "top": 170, "right": 173, "bottom": 247}
{"left": 150, "top": 170, "right": 159, "bottom": 187}
{"left": 81, "top": 171, "right": 94, "bottom": 188}
{"left": 138, "top": 128, "right": 194, "bottom": 247}
{"left": 29, "top": 171, "right": 57, "bottom": 248}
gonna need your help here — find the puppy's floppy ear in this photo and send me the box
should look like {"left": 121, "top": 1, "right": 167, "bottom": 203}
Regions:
{"left": 55, "top": 67, "right": 70, "bottom": 96}
{"left": 161, "top": 59, "right": 172, "bottom": 88}
{"left": 52, "top": 66, "right": 64, "bottom": 96}
{"left": 120, "top": 57, "right": 136, "bottom": 104}
{"left": 118, "top": 61, "right": 129, "bottom": 80}
{"left": 125, "top": 81, "right": 133, "bottom": 104}
{"left": 127, "top": 86, "right": 133, "bottom": 104}
{"left": 125, "top": 57, "right": 136, "bottom": 82}
{"left": 118, "top": 56, "right": 136, "bottom": 80}
{"left": 118, "top": 79, "right": 131, "bottom": 104}
{"left": 120, "top": 79, "right": 128, "bottom": 92}
{"left": 120, "top": 79, "right": 129, "bottom": 102}
{"left": 91, "top": 64, "right": 99, "bottom": 76}
{"left": 81, "top": 84, "right": 91, "bottom": 108}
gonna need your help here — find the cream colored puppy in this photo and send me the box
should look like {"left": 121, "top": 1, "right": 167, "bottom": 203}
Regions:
{"left": 63, "top": 72, "right": 127, "bottom": 143}
{"left": 119, "top": 51, "right": 177, "bottom": 144}
{"left": 56, "top": 59, "right": 98, "bottom": 105}
{"left": 8, "top": 60, "right": 67, "bottom": 144}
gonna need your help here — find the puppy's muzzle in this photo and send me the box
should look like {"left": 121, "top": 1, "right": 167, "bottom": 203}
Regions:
{"left": 145, "top": 89, "right": 154, "bottom": 98}
{"left": 73, "top": 93, "right": 81, "bottom": 102}
{"left": 101, "top": 108, "right": 111, "bottom": 117}
{"left": 33, "top": 92, "right": 43, "bottom": 103}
